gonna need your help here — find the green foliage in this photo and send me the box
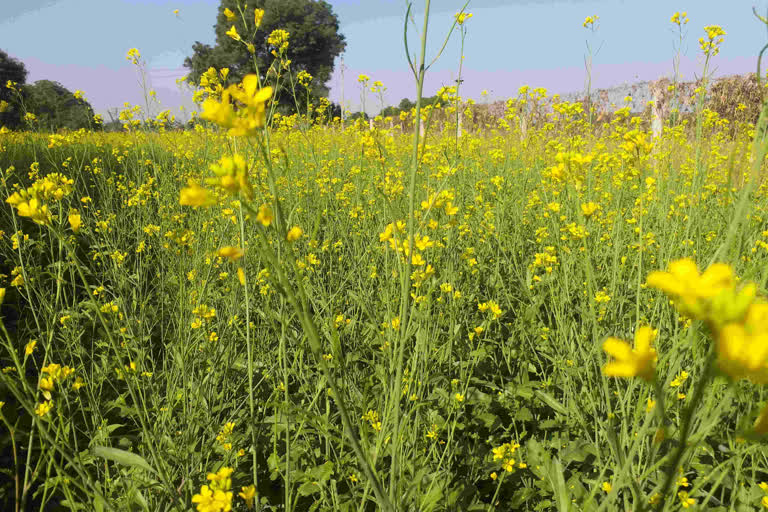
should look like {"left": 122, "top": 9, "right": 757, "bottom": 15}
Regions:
{"left": 0, "top": 49, "right": 28, "bottom": 129}
{"left": 184, "top": 0, "right": 346, "bottom": 107}
{"left": 23, "top": 80, "right": 95, "bottom": 131}
{"left": 380, "top": 95, "right": 440, "bottom": 118}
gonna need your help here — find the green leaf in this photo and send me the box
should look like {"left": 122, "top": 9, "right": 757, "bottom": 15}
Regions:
{"left": 419, "top": 480, "right": 443, "bottom": 512}
{"left": 308, "top": 461, "right": 334, "bottom": 483}
{"left": 297, "top": 481, "right": 321, "bottom": 496}
{"left": 550, "top": 457, "right": 570, "bottom": 512}
{"left": 92, "top": 446, "right": 157, "bottom": 475}
{"left": 534, "top": 390, "right": 569, "bottom": 416}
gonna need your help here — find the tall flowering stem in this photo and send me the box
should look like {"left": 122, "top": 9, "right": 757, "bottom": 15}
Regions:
{"left": 392, "top": 1, "right": 432, "bottom": 503}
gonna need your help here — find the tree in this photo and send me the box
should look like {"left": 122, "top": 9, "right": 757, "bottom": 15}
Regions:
{"left": 0, "top": 49, "right": 28, "bottom": 129}
{"left": 24, "top": 80, "right": 94, "bottom": 131}
{"left": 184, "top": 0, "right": 346, "bottom": 108}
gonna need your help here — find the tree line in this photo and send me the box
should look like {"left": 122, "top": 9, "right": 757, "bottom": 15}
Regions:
{"left": 0, "top": 49, "right": 96, "bottom": 132}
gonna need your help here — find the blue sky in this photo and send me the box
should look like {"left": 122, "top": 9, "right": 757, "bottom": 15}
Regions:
{"left": 2, "top": 0, "right": 768, "bottom": 118}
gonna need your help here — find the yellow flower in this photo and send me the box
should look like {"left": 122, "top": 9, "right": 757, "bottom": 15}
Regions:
{"left": 207, "top": 466, "right": 234, "bottom": 491}
{"left": 25, "top": 340, "right": 37, "bottom": 356}
{"left": 601, "top": 481, "right": 612, "bottom": 493}
{"left": 237, "top": 267, "right": 246, "bottom": 286}
{"left": 254, "top": 8, "right": 264, "bottom": 28}
{"left": 202, "top": 76, "right": 272, "bottom": 136}
{"left": 68, "top": 210, "right": 82, "bottom": 232}
{"left": 39, "top": 376, "right": 54, "bottom": 392}
{"left": 699, "top": 25, "right": 726, "bottom": 57}
{"left": 267, "top": 29, "right": 290, "bottom": 50}
{"left": 225, "top": 25, "right": 241, "bottom": 41}
{"left": 602, "top": 326, "right": 657, "bottom": 382}
{"left": 180, "top": 182, "right": 214, "bottom": 207}
{"left": 126, "top": 48, "right": 141, "bottom": 64}
{"left": 646, "top": 259, "right": 735, "bottom": 321}
{"left": 8, "top": 193, "right": 51, "bottom": 225}
{"left": 717, "top": 302, "right": 768, "bottom": 383}
{"left": 218, "top": 246, "right": 244, "bottom": 262}
{"left": 72, "top": 376, "right": 85, "bottom": 390}
{"left": 454, "top": 12, "right": 473, "bottom": 25}
{"left": 34, "top": 401, "right": 53, "bottom": 417}
{"left": 0, "top": 288, "right": 5, "bottom": 305}
{"left": 239, "top": 484, "right": 256, "bottom": 510}
{"left": 678, "top": 491, "right": 695, "bottom": 508}
{"left": 286, "top": 226, "right": 303, "bottom": 242}
{"left": 223, "top": 7, "right": 236, "bottom": 21}
{"left": 201, "top": 95, "right": 236, "bottom": 128}
{"left": 191, "top": 484, "right": 233, "bottom": 512}
{"left": 671, "top": 11, "right": 689, "bottom": 26}
{"left": 581, "top": 202, "right": 599, "bottom": 218}
{"left": 256, "top": 204, "right": 273, "bottom": 227}
{"left": 583, "top": 15, "right": 599, "bottom": 29}
{"left": 207, "top": 154, "right": 252, "bottom": 198}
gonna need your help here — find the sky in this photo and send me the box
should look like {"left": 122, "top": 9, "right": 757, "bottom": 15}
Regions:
{"left": 2, "top": 0, "right": 768, "bottom": 119}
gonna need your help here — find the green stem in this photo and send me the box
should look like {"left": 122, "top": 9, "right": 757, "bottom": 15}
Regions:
{"left": 657, "top": 354, "right": 716, "bottom": 507}
{"left": 237, "top": 203, "right": 260, "bottom": 510}
{"left": 391, "top": 1, "right": 431, "bottom": 505}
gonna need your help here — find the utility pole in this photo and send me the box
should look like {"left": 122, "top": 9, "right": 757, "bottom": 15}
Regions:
{"left": 340, "top": 54, "right": 345, "bottom": 131}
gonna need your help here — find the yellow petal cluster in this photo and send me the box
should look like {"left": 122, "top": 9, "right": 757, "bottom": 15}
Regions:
{"left": 717, "top": 302, "right": 768, "bottom": 384}
{"left": 602, "top": 326, "right": 657, "bottom": 382}
{"left": 6, "top": 172, "right": 74, "bottom": 225}
{"left": 646, "top": 259, "right": 736, "bottom": 322}
{"left": 207, "top": 154, "right": 253, "bottom": 199}
{"left": 201, "top": 75, "right": 272, "bottom": 137}
{"left": 179, "top": 181, "right": 215, "bottom": 208}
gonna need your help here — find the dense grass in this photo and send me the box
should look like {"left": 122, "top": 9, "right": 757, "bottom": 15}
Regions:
{"left": 2, "top": 98, "right": 768, "bottom": 511}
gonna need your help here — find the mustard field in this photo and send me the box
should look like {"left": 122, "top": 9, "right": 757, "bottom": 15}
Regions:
{"left": 3, "top": 8, "right": 768, "bottom": 512}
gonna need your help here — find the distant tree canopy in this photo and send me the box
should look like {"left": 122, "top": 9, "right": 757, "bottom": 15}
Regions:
{"left": 0, "top": 49, "right": 28, "bottom": 129}
{"left": 379, "top": 96, "right": 440, "bottom": 118}
{"left": 24, "top": 80, "right": 95, "bottom": 131}
{"left": 184, "top": 0, "right": 346, "bottom": 110}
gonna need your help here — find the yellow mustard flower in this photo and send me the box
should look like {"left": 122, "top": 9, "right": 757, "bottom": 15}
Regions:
{"left": 646, "top": 259, "right": 735, "bottom": 321}
{"left": 256, "top": 204, "right": 273, "bottom": 227}
{"left": 254, "top": 9, "right": 265, "bottom": 28}
{"left": 286, "top": 226, "right": 303, "bottom": 242}
{"left": 602, "top": 326, "right": 657, "bottom": 381}
{"left": 225, "top": 25, "right": 241, "bottom": 41}
{"left": 267, "top": 29, "right": 289, "bottom": 50}
{"left": 239, "top": 485, "right": 256, "bottom": 510}
{"left": 68, "top": 210, "right": 82, "bottom": 232}
{"left": 717, "top": 302, "right": 768, "bottom": 383}
{"left": 218, "top": 246, "right": 244, "bottom": 262}
{"left": 678, "top": 491, "right": 696, "bottom": 508}
{"left": 35, "top": 401, "right": 53, "bottom": 417}
{"left": 191, "top": 484, "right": 232, "bottom": 512}
{"left": 180, "top": 181, "right": 214, "bottom": 208}
{"left": 454, "top": 12, "right": 473, "bottom": 25}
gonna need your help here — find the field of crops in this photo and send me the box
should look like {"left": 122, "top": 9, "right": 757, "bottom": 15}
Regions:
{"left": 3, "top": 7, "right": 768, "bottom": 512}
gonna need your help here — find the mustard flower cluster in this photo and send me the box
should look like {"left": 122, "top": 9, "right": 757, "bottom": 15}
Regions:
{"left": 699, "top": 25, "right": 726, "bottom": 58}
{"left": 6, "top": 172, "right": 74, "bottom": 225}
